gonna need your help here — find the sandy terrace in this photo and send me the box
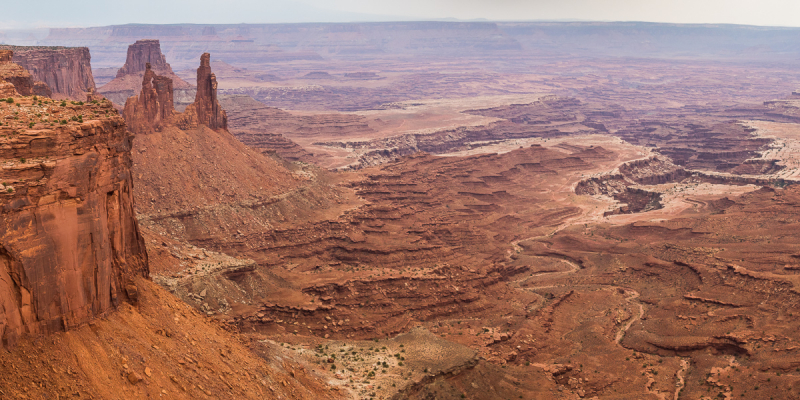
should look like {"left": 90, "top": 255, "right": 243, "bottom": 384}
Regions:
{"left": 741, "top": 120, "right": 800, "bottom": 180}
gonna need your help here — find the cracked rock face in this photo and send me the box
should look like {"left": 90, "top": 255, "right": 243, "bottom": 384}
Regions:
{"left": 3, "top": 46, "right": 95, "bottom": 100}
{"left": 0, "top": 50, "right": 52, "bottom": 98}
{"left": 0, "top": 97, "right": 148, "bottom": 348}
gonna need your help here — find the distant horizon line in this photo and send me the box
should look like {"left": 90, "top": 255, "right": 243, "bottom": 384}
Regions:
{"left": 4, "top": 19, "right": 800, "bottom": 31}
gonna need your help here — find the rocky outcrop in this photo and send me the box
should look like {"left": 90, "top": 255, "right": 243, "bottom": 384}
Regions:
{"left": 0, "top": 50, "right": 52, "bottom": 98}
{"left": 98, "top": 40, "right": 193, "bottom": 109}
{"left": 0, "top": 96, "right": 148, "bottom": 348}
{"left": 116, "top": 39, "right": 174, "bottom": 77}
{"left": 2, "top": 46, "right": 94, "bottom": 100}
{"left": 123, "top": 63, "right": 175, "bottom": 134}
{"left": 123, "top": 53, "right": 228, "bottom": 134}
{"left": 178, "top": 53, "right": 227, "bottom": 131}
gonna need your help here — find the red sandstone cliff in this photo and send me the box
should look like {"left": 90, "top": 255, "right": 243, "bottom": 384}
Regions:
{"left": 3, "top": 46, "right": 95, "bottom": 100}
{"left": 99, "top": 40, "right": 193, "bottom": 108}
{"left": 178, "top": 53, "right": 227, "bottom": 131}
{"left": 123, "top": 63, "right": 175, "bottom": 134}
{"left": 0, "top": 50, "right": 52, "bottom": 98}
{"left": 0, "top": 96, "right": 148, "bottom": 348}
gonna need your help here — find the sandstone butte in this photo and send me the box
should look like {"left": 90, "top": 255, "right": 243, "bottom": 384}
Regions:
{"left": 100, "top": 39, "right": 193, "bottom": 108}
{"left": 0, "top": 46, "right": 96, "bottom": 101}
{"left": 0, "top": 77, "right": 148, "bottom": 348}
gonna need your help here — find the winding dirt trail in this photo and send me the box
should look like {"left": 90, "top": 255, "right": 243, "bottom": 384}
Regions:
{"left": 615, "top": 288, "right": 645, "bottom": 344}
{"left": 674, "top": 359, "right": 690, "bottom": 400}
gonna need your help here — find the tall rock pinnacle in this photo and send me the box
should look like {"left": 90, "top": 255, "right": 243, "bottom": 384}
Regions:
{"left": 123, "top": 63, "right": 175, "bottom": 134}
{"left": 179, "top": 53, "right": 227, "bottom": 131}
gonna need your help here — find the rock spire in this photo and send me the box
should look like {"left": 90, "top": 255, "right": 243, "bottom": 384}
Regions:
{"left": 178, "top": 53, "right": 227, "bottom": 131}
{"left": 123, "top": 63, "right": 175, "bottom": 134}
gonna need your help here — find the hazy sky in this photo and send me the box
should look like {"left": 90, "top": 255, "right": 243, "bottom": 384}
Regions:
{"left": 3, "top": 0, "right": 800, "bottom": 29}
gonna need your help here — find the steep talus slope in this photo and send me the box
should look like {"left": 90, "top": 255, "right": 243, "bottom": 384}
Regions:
{"left": 0, "top": 278, "right": 344, "bottom": 400}
{"left": 0, "top": 95, "right": 147, "bottom": 348}
{"left": 125, "top": 53, "right": 360, "bottom": 272}
{"left": 125, "top": 52, "right": 306, "bottom": 218}
{"left": 0, "top": 45, "right": 95, "bottom": 100}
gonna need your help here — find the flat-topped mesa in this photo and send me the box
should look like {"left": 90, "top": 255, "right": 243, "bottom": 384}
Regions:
{"left": 116, "top": 39, "right": 174, "bottom": 77}
{"left": 0, "top": 50, "right": 52, "bottom": 98}
{"left": 178, "top": 53, "right": 227, "bottom": 131}
{"left": 123, "top": 63, "right": 175, "bottom": 134}
{"left": 0, "top": 98, "right": 148, "bottom": 348}
{"left": 6, "top": 46, "right": 95, "bottom": 101}
{"left": 98, "top": 40, "right": 193, "bottom": 110}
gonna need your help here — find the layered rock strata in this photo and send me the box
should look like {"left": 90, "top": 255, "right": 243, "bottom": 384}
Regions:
{"left": 1, "top": 46, "right": 95, "bottom": 100}
{"left": 0, "top": 96, "right": 148, "bottom": 348}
